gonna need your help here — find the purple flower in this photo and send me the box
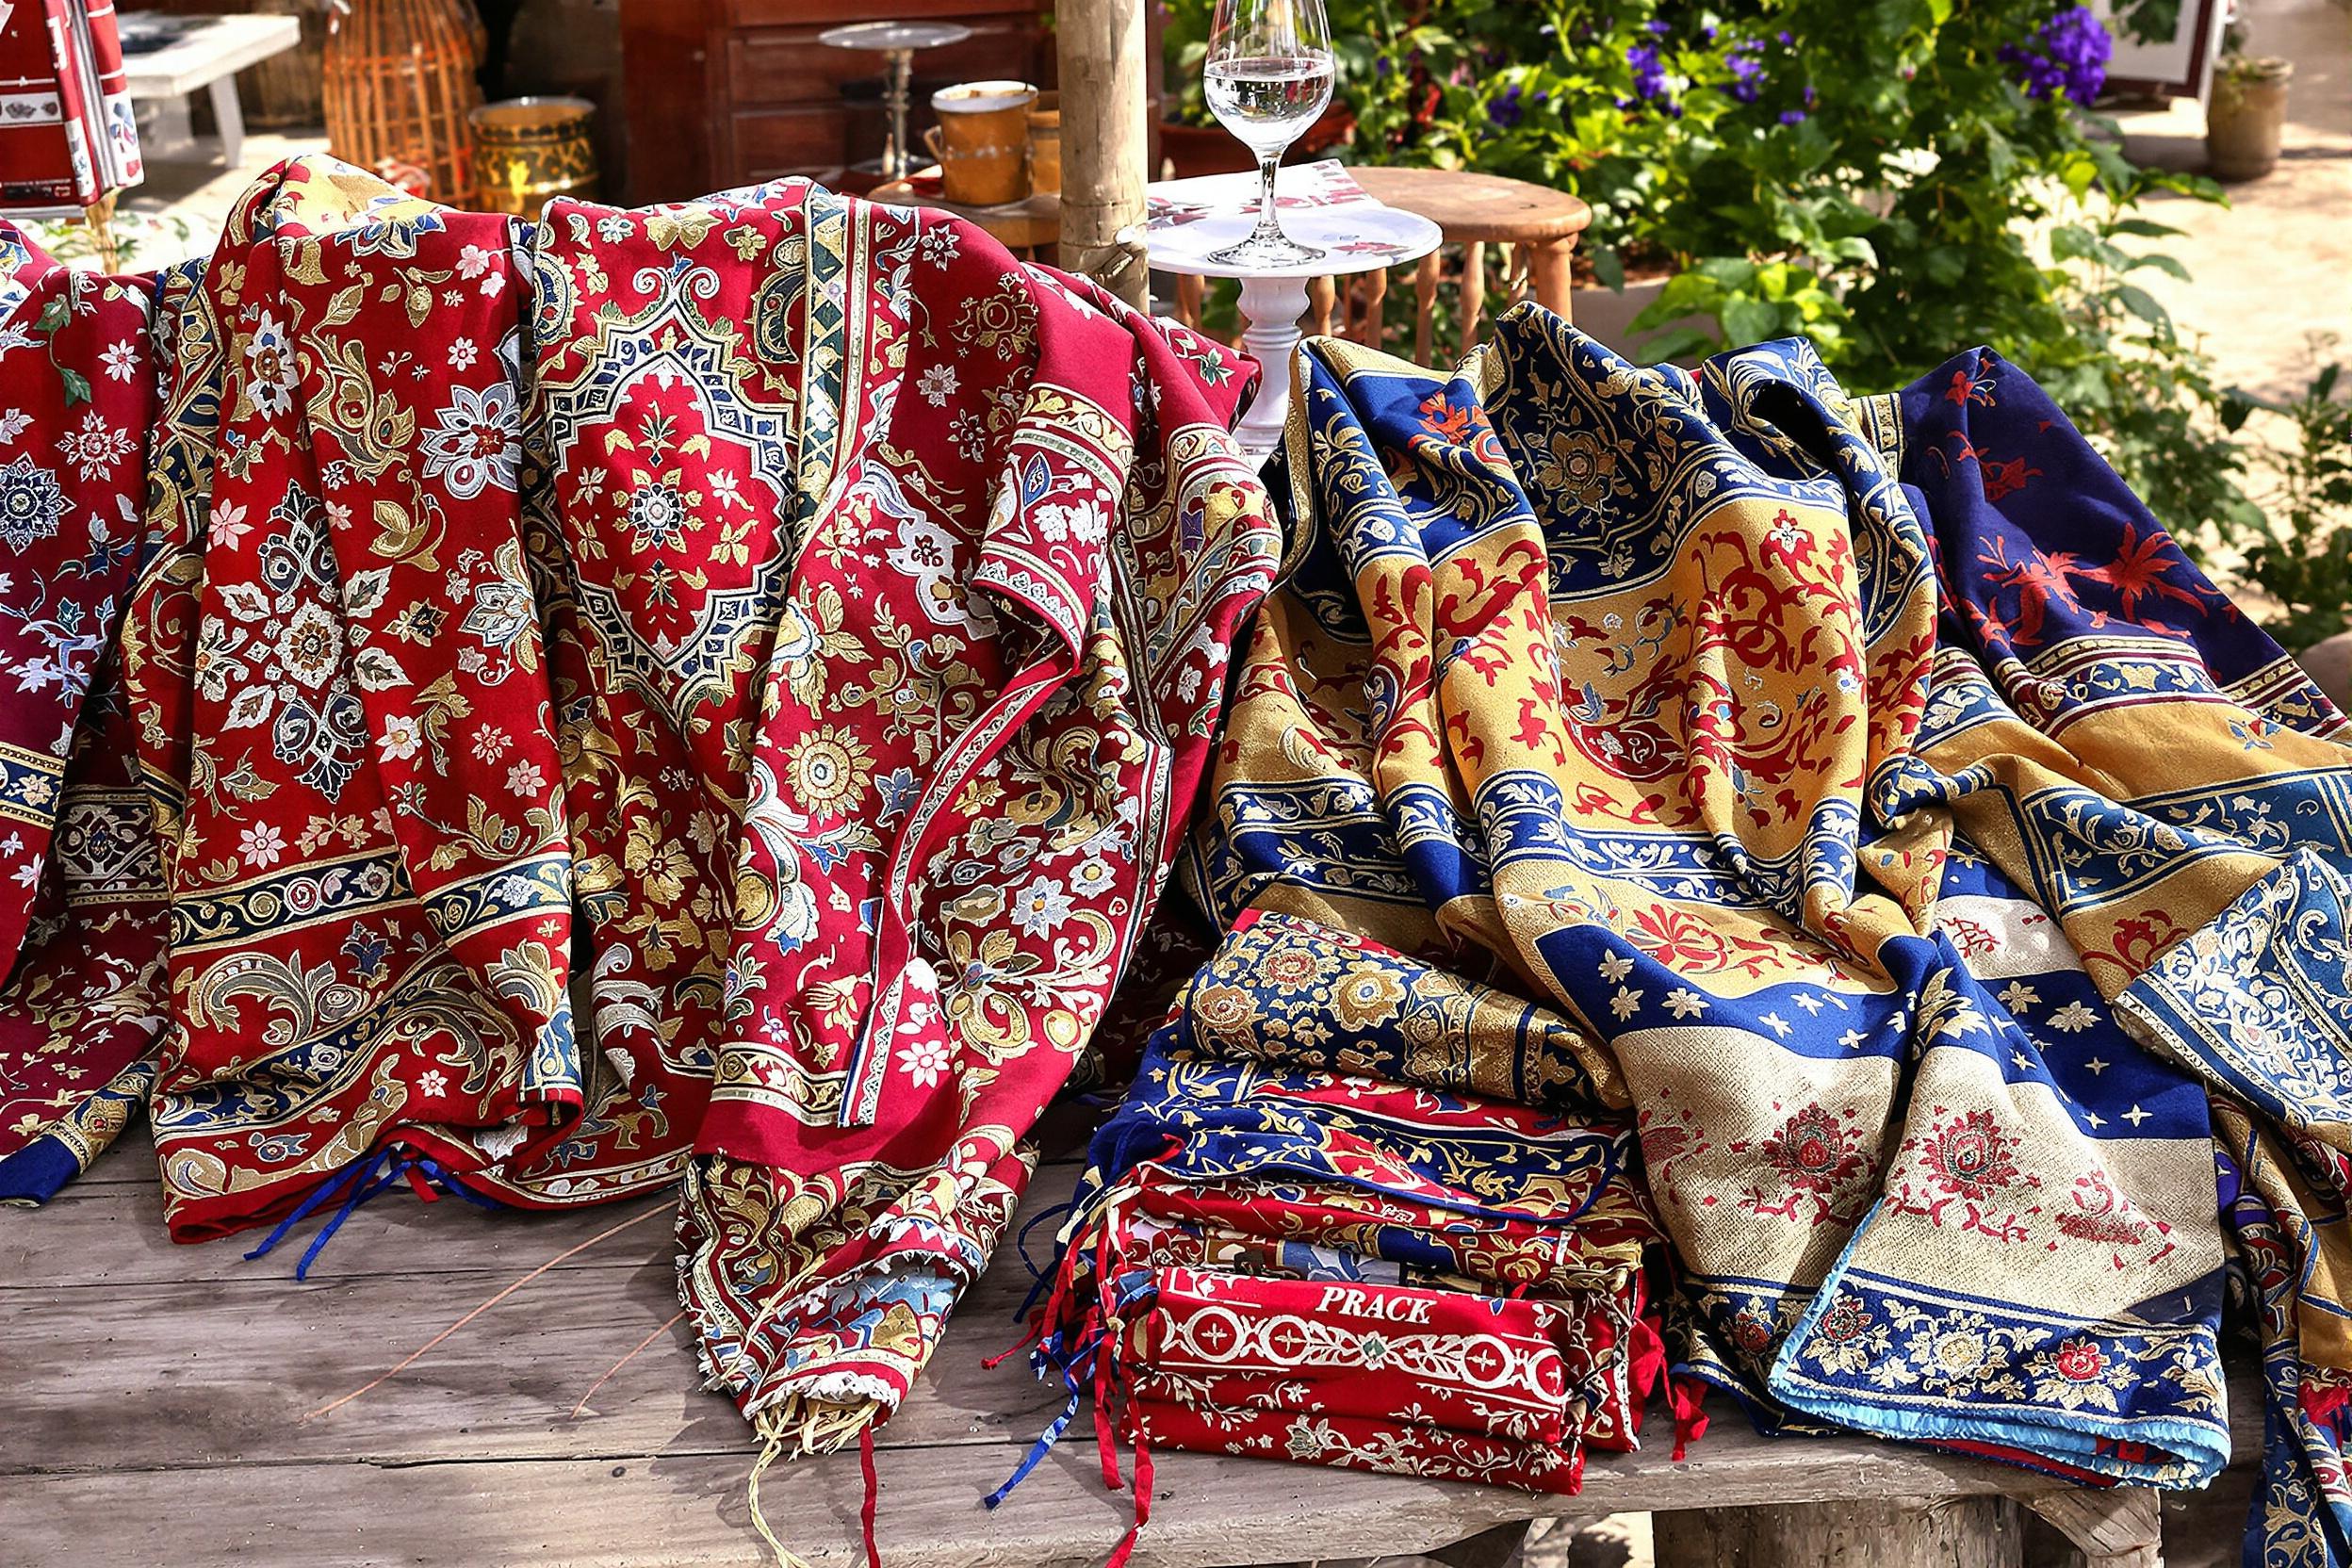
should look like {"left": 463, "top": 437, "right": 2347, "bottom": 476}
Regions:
{"left": 1779, "top": 108, "right": 1807, "bottom": 123}
{"left": 1644, "top": 19, "right": 1672, "bottom": 35}
{"left": 1489, "top": 84, "right": 1525, "bottom": 128}
{"left": 2001, "top": 5, "right": 2111, "bottom": 105}
{"left": 1777, "top": 28, "right": 1795, "bottom": 44}
{"left": 1727, "top": 51, "right": 1766, "bottom": 103}
{"left": 1626, "top": 41, "right": 1670, "bottom": 101}
{"left": 1374, "top": 54, "right": 1392, "bottom": 77}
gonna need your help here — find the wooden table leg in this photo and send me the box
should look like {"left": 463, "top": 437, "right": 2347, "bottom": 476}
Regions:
{"left": 1530, "top": 237, "right": 1576, "bottom": 322}
{"left": 80, "top": 192, "right": 119, "bottom": 271}
{"left": 1308, "top": 273, "right": 1337, "bottom": 337}
{"left": 1413, "top": 252, "right": 1440, "bottom": 367}
{"left": 1652, "top": 1495, "right": 2025, "bottom": 1566}
{"left": 206, "top": 74, "right": 247, "bottom": 169}
{"left": 1460, "top": 238, "right": 1486, "bottom": 356}
{"left": 1175, "top": 272, "right": 1205, "bottom": 334}
{"left": 1357, "top": 264, "right": 1388, "bottom": 348}
{"left": 2018, "top": 1487, "right": 2161, "bottom": 1568}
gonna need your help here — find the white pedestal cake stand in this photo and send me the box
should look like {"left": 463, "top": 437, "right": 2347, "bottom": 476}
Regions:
{"left": 1146, "top": 200, "right": 1442, "bottom": 458}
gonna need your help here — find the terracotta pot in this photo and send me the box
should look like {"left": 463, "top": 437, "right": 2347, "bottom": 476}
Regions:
{"left": 1156, "top": 102, "right": 1356, "bottom": 179}
{"left": 2207, "top": 57, "right": 2294, "bottom": 182}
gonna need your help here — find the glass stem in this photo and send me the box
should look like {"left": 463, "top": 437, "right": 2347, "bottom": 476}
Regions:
{"left": 1251, "top": 150, "right": 1284, "bottom": 244}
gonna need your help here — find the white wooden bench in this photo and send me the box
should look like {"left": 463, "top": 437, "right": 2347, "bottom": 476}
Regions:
{"left": 119, "top": 12, "right": 302, "bottom": 172}
{"left": 0, "top": 1133, "right": 2252, "bottom": 1566}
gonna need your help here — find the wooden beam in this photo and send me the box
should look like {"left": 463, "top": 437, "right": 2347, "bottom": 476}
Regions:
{"left": 1652, "top": 1495, "right": 2026, "bottom": 1568}
{"left": 1056, "top": 0, "right": 1150, "bottom": 307}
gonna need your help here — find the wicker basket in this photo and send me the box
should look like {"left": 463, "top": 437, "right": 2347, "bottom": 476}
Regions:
{"left": 322, "top": 0, "right": 483, "bottom": 204}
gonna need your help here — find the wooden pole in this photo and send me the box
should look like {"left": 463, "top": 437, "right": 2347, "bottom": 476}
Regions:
{"left": 1057, "top": 0, "right": 1150, "bottom": 308}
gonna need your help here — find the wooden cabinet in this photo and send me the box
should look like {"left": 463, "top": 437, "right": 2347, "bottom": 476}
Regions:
{"left": 616, "top": 0, "right": 1050, "bottom": 203}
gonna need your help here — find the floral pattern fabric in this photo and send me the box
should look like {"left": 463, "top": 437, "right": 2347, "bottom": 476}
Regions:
{"left": 1165, "top": 307, "right": 2352, "bottom": 1562}
{"left": 3, "top": 156, "right": 1282, "bottom": 1477}
{"left": 0, "top": 220, "right": 160, "bottom": 1200}
{"left": 638, "top": 186, "right": 1282, "bottom": 1449}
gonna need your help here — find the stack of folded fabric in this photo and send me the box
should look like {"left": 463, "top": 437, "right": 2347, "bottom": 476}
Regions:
{"left": 1011, "top": 910, "right": 1669, "bottom": 1555}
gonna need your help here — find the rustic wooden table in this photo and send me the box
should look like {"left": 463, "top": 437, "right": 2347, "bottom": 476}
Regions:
{"left": 119, "top": 12, "right": 303, "bottom": 172}
{"left": 0, "top": 1133, "right": 2246, "bottom": 1566}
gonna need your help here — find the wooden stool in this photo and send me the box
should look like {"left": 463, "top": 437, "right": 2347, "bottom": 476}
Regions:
{"left": 1343, "top": 167, "right": 1592, "bottom": 360}
{"left": 1169, "top": 167, "right": 1592, "bottom": 368}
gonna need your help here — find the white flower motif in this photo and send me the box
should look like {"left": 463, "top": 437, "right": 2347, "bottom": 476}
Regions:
{"left": 57, "top": 407, "right": 134, "bottom": 482}
{"left": 1010, "top": 876, "right": 1074, "bottom": 935}
{"left": 239, "top": 823, "right": 286, "bottom": 868}
{"left": 897, "top": 1036, "right": 951, "bottom": 1088}
{"left": 918, "top": 364, "right": 959, "bottom": 407}
{"left": 506, "top": 760, "right": 546, "bottom": 796}
{"left": 1997, "top": 980, "right": 2041, "bottom": 1013}
{"left": 100, "top": 340, "right": 139, "bottom": 383}
{"left": 1066, "top": 857, "right": 1117, "bottom": 900}
{"left": 417, "top": 1070, "right": 449, "bottom": 1098}
{"left": 206, "top": 499, "right": 252, "bottom": 551}
{"left": 447, "top": 338, "right": 479, "bottom": 371}
{"left": 381, "top": 712, "right": 423, "bottom": 762}
{"left": 418, "top": 381, "right": 520, "bottom": 499}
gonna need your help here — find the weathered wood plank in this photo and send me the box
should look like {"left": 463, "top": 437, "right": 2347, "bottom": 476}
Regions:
{"left": 0, "top": 1181, "right": 1068, "bottom": 1472}
{"left": 4, "top": 1130, "right": 2263, "bottom": 1568}
{"left": 3, "top": 1170, "right": 675, "bottom": 1290}
{"left": 1653, "top": 1496, "right": 2025, "bottom": 1568}
{"left": 0, "top": 1416, "right": 2232, "bottom": 1568}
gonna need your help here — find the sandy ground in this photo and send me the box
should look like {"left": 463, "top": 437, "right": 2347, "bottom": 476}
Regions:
{"left": 2115, "top": 0, "right": 2352, "bottom": 404}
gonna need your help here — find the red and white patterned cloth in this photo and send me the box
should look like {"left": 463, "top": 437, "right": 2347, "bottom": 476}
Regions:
{"left": 0, "top": 0, "right": 139, "bottom": 217}
{"left": 7, "top": 158, "right": 1283, "bottom": 1466}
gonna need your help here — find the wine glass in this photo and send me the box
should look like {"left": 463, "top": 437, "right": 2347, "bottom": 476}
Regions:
{"left": 1202, "top": 0, "right": 1334, "bottom": 267}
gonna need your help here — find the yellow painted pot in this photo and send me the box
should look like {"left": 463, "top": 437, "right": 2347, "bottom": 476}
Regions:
{"left": 469, "top": 95, "right": 598, "bottom": 219}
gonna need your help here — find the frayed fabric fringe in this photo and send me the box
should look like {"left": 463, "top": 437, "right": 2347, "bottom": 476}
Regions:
{"left": 745, "top": 1397, "right": 890, "bottom": 1568}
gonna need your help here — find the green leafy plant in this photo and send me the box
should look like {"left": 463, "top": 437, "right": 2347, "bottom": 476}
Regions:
{"left": 1151, "top": 0, "right": 2263, "bottom": 538}
{"left": 2222, "top": 341, "right": 2352, "bottom": 649}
